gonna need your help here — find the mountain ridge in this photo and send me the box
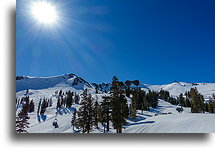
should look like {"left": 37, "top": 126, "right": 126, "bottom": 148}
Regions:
{"left": 16, "top": 73, "right": 215, "bottom": 98}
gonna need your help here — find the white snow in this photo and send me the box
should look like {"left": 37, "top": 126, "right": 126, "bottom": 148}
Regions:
{"left": 124, "top": 100, "right": 215, "bottom": 133}
{"left": 145, "top": 82, "right": 215, "bottom": 98}
{"left": 16, "top": 74, "right": 215, "bottom": 133}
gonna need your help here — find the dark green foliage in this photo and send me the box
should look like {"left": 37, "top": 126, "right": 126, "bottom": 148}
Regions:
{"left": 59, "top": 90, "right": 63, "bottom": 97}
{"left": 125, "top": 80, "right": 132, "bottom": 97}
{"left": 101, "top": 96, "right": 111, "bottom": 132}
{"left": 56, "top": 98, "right": 61, "bottom": 109}
{"left": 208, "top": 103, "right": 214, "bottom": 113}
{"left": 185, "top": 98, "right": 191, "bottom": 107}
{"left": 40, "top": 99, "right": 48, "bottom": 115}
{"left": 169, "top": 97, "right": 178, "bottom": 105}
{"left": 178, "top": 93, "right": 186, "bottom": 107}
{"left": 130, "top": 90, "right": 138, "bottom": 118}
{"left": 188, "top": 88, "right": 205, "bottom": 113}
{"left": 66, "top": 91, "right": 73, "bottom": 108}
{"left": 16, "top": 97, "right": 30, "bottom": 133}
{"left": 159, "top": 89, "right": 170, "bottom": 101}
{"left": 29, "top": 100, "right": 35, "bottom": 112}
{"left": 147, "top": 90, "right": 159, "bottom": 108}
{"left": 74, "top": 94, "right": 80, "bottom": 104}
{"left": 93, "top": 100, "right": 102, "bottom": 129}
{"left": 208, "top": 96, "right": 215, "bottom": 113}
{"left": 37, "top": 99, "right": 42, "bottom": 114}
{"left": 110, "top": 76, "right": 129, "bottom": 133}
{"left": 77, "top": 89, "right": 94, "bottom": 133}
{"left": 204, "top": 103, "right": 209, "bottom": 112}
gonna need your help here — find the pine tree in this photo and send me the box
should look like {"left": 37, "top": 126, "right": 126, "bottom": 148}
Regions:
{"left": 204, "top": 103, "right": 209, "bottom": 112}
{"left": 25, "top": 89, "right": 29, "bottom": 95}
{"left": 159, "top": 89, "right": 170, "bottom": 101}
{"left": 37, "top": 99, "right": 42, "bottom": 115}
{"left": 189, "top": 88, "right": 204, "bottom": 113}
{"left": 29, "top": 100, "right": 35, "bottom": 112}
{"left": 93, "top": 100, "right": 102, "bottom": 129}
{"left": 147, "top": 90, "right": 159, "bottom": 108}
{"left": 59, "top": 90, "right": 62, "bottom": 97}
{"left": 74, "top": 94, "right": 80, "bottom": 104}
{"left": 66, "top": 91, "right": 73, "bottom": 108}
{"left": 125, "top": 80, "right": 132, "bottom": 97}
{"left": 101, "top": 96, "right": 111, "bottom": 132}
{"left": 16, "top": 98, "right": 30, "bottom": 133}
{"left": 56, "top": 98, "right": 61, "bottom": 109}
{"left": 40, "top": 99, "right": 47, "bottom": 115}
{"left": 110, "top": 76, "right": 128, "bottom": 133}
{"left": 130, "top": 90, "right": 138, "bottom": 119}
{"left": 178, "top": 93, "right": 185, "bottom": 107}
{"left": 208, "top": 97, "right": 214, "bottom": 113}
{"left": 49, "top": 98, "right": 53, "bottom": 107}
{"left": 77, "top": 89, "right": 94, "bottom": 133}
{"left": 185, "top": 98, "right": 191, "bottom": 107}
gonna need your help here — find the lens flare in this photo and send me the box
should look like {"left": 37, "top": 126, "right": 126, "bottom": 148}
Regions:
{"left": 31, "top": 1, "right": 58, "bottom": 25}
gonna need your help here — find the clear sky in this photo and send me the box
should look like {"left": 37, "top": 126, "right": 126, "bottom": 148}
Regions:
{"left": 16, "top": 0, "right": 214, "bottom": 84}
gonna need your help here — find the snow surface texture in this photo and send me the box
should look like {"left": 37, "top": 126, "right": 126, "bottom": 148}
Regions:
{"left": 16, "top": 74, "right": 215, "bottom": 133}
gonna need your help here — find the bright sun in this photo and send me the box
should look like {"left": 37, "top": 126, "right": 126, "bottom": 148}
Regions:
{"left": 31, "top": 1, "right": 58, "bottom": 25}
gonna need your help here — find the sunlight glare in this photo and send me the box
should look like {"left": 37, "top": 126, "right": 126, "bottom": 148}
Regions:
{"left": 31, "top": 1, "right": 58, "bottom": 25}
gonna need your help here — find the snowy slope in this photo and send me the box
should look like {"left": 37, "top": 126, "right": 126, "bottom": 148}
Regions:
{"left": 16, "top": 74, "right": 215, "bottom": 98}
{"left": 20, "top": 98, "right": 215, "bottom": 133}
{"left": 16, "top": 74, "right": 215, "bottom": 133}
{"left": 124, "top": 99, "right": 215, "bottom": 133}
{"left": 16, "top": 73, "right": 93, "bottom": 92}
{"left": 145, "top": 82, "right": 215, "bottom": 98}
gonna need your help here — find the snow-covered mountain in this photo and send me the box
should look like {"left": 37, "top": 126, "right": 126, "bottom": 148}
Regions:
{"left": 15, "top": 74, "right": 215, "bottom": 133}
{"left": 16, "top": 73, "right": 215, "bottom": 98}
{"left": 145, "top": 82, "right": 215, "bottom": 98}
{"left": 16, "top": 73, "right": 94, "bottom": 92}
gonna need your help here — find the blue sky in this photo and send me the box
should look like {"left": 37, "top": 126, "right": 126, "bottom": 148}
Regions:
{"left": 16, "top": 0, "right": 214, "bottom": 84}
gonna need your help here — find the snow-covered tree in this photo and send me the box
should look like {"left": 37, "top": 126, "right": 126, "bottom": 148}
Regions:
{"left": 16, "top": 98, "right": 30, "bottom": 133}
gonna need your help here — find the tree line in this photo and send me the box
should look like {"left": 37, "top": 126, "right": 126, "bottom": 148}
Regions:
{"left": 159, "top": 88, "right": 215, "bottom": 113}
{"left": 75, "top": 76, "right": 159, "bottom": 133}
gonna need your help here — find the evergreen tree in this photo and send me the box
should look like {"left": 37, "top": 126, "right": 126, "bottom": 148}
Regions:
{"left": 159, "top": 89, "right": 170, "bottom": 101}
{"left": 142, "top": 90, "right": 149, "bottom": 111}
{"left": 29, "top": 100, "right": 35, "bottom": 113}
{"left": 208, "top": 97, "right": 214, "bottom": 113}
{"left": 189, "top": 88, "right": 204, "bottom": 113}
{"left": 56, "top": 98, "right": 61, "bottom": 109}
{"left": 110, "top": 76, "right": 128, "bottom": 133}
{"left": 125, "top": 80, "right": 132, "bottom": 97}
{"left": 130, "top": 90, "right": 138, "bottom": 119}
{"left": 40, "top": 99, "right": 47, "bottom": 115}
{"left": 74, "top": 94, "right": 80, "bottom": 104}
{"left": 49, "top": 98, "right": 53, "bottom": 107}
{"left": 93, "top": 100, "right": 102, "bottom": 129}
{"left": 204, "top": 103, "right": 209, "bottom": 112}
{"left": 16, "top": 98, "right": 30, "bottom": 133}
{"left": 37, "top": 99, "right": 42, "bottom": 115}
{"left": 66, "top": 91, "right": 73, "bottom": 108}
{"left": 185, "top": 98, "right": 191, "bottom": 107}
{"left": 77, "top": 89, "right": 94, "bottom": 133}
{"left": 208, "top": 103, "right": 214, "bottom": 113}
{"left": 147, "top": 90, "right": 159, "bottom": 108}
{"left": 25, "top": 89, "right": 29, "bottom": 95}
{"left": 178, "top": 93, "right": 185, "bottom": 107}
{"left": 59, "top": 90, "right": 62, "bottom": 97}
{"left": 101, "top": 96, "right": 111, "bottom": 132}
